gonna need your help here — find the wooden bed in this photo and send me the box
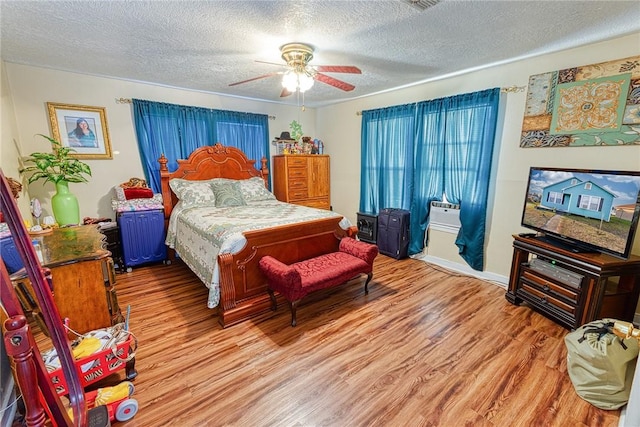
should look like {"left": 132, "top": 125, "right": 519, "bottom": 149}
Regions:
{"left": 158, "top": 143, "right": 356, "bottom": 327}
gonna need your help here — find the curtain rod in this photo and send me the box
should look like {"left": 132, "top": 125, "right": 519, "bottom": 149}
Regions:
{"left": 355, "top": 85, "right": 526, "bottom": 115}
{"left": 500, "top": 85, "right": 526, "bottom": 93}
{"left": 114, "top": 98, "right": 276, "bottom": 120}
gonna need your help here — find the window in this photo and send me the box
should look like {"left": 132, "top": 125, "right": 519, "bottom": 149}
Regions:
{"left": 579, "top": 195, "right": 603, "bottom": 212}
{"left": 132, "top": 99, "right": 269, "bottom": 192}
{"left": 548, "top": 191, "right": 563, "bottom": 204}
{"left": 360, "top": 88, "right": 500, "bottom": 270}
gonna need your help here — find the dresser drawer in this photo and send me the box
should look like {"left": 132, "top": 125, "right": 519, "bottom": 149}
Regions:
{"left": 287, "top": 157, "right": 308, "bottom": 167}
{"left": 287, "top": 167, "right": 307, "bottom": 180}
{"left": 298, "top": 198, "right": 330, "bottom": 210}
{"left": 518, "top": 281, "right": 576, "bottom": 315}
{"left": 287, "top": 179, "right": 307, "bottom": 190}
{"left": 288, "top": 189, "right": 309, "bottom": 200}
{"left": 521, "top": 269, "right": 579, "bottom": 303}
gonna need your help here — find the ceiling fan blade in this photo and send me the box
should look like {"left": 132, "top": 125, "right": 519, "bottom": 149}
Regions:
{"left": 280, "top": 87, "right": 293, "bottom": 97}
{"left": 314, "top": 65, "right": 362, "bottom": 74}
{"left": 314, "top": 73, "right": 356, "bottom": 92}
{"left": 229, "top": 72, "right": 281, "bottom": 86}
{"left": 255, "top": 60, "right": 287, "bottom": 67}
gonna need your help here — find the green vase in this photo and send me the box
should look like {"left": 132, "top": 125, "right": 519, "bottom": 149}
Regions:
{"left": 51, "top": 181, "right": 80, "bottom": 226}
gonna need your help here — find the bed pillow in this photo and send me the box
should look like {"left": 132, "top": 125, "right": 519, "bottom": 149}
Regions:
{"left": 169, "top": 179, "right": 217, "bottom": 208}
{"left": 239, "top": 177, "right": 276, "bottom": 202}
{"left": 211, "top": 180, "right": 246, "bottom": 207}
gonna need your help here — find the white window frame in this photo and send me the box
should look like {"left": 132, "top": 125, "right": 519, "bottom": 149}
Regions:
{"left": 579, "top": 195, "right": 602, "bottom": 212}
{"left": 548, "top": 191, "right": 563, "bottom": 204}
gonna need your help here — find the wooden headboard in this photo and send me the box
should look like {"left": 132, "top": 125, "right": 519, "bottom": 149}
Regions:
{"left": 158, "top": 143, "right": 269, "bottom": 220}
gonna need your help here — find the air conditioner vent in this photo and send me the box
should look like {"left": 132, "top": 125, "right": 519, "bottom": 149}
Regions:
{"left": 400, "top": 0, "right": 441, "bottom": 11}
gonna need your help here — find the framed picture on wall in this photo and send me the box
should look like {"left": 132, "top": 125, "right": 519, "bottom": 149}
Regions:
{"left": 47, "top": 102, "right": 113, "bottom": 159}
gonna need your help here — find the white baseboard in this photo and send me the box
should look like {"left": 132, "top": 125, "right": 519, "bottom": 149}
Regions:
{"left": 412, "top": 254, "right": 509, "bottom": 289}
{"left": 620, "top": 407, "right": 627, "bottom": 427}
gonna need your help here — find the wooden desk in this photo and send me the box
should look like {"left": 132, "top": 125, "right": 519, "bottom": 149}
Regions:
{"left": 11, "top": 225, "right": 122, "bottom": 336}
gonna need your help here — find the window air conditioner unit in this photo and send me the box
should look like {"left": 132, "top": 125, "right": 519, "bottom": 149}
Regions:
{"left": 429, "top": 201, "right": 461, "bottom": 234}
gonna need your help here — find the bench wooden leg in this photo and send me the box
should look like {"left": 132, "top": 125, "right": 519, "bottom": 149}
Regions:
{"left": 364, "top": 272, "right": 373, "bottom": 294}
{"left": 267, "top": 288, "right": 277, "bottom": 311}
{"left": 289, "top": 300, "right": 300, "bottom": 327}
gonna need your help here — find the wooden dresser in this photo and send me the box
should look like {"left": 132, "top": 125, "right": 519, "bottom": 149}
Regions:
{"left": 272, "top": 154, "right": 330, "bottom": 210}
{"left": 10, "top": 225, "right": 122, "bottom": 336}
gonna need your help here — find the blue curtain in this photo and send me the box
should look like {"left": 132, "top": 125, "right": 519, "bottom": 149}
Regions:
{"left": 360, "top": 88, "right": 500, "bottom": 271}
{"left": 360, "top": 104, "right": 415, "bottom": 214}
{"left": 441, "top": 89, "right": 499, "bottom": 270}
{"left": 409, "top": 99, "right": 446, "bottom": 254}
{"left": 132, "top": 99, "right": 269, "bottom": 192}
{"left": 214, "top": 109, "right": 269, "bottom": 167}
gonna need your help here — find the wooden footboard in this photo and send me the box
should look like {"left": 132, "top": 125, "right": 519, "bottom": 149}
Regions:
{"left": 158, "top": 143, "right": 357, "bottom": 327}
{"left": 217, "top": 217, "right": 356, "bottom": 327}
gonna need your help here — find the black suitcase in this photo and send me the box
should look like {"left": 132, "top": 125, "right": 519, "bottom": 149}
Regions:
{"left": 377, "top": 208, "right": 410, "bottom": 259}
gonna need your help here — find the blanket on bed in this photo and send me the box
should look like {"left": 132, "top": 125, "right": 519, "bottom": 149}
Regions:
{"left": 165, "top": 199, "right": 352, "bottom": 308}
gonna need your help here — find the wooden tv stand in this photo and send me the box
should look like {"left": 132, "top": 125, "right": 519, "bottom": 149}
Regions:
{"left": 505, "top": 235, "right": 640, "bottom": 330}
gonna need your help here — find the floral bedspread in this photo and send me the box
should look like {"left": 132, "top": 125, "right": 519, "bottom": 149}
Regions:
{"left": 165, "top": 199, "right": 351, "bottom": 308}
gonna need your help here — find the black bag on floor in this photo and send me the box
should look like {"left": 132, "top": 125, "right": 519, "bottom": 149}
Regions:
{"left": 564, "top": 319, "right": 639, "bottom": 410}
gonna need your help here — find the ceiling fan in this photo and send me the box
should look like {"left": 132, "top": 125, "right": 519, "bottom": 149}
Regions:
{"left": 229, "top": 43, "right": 361, "bottom": 97}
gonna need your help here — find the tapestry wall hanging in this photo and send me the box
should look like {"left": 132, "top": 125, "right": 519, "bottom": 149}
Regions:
{"left": 520, "top": 55, "right": 640, "bottom": 147}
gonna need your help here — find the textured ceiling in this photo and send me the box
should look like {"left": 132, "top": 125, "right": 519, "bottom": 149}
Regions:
{"left": 2, "top": 1, "right": 639, "bottom": 108}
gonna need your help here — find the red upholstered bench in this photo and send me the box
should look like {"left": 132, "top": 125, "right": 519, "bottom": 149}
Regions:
{"left": 258, "top": 238, "right": 379, "bottom": 326}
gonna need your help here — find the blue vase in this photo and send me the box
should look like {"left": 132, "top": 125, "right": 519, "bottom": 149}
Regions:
{"left": 51, "top": 181, "right": 80, "bottom": 226}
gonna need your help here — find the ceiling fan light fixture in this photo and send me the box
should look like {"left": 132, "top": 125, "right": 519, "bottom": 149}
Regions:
{"left": 231, "top": 41, "right": 357, "bottom": 96}
{"left": 281, "top": 70, "right": 315, "bottom": 93}
{"left": 282, "top": 70, "right": 298, "bottom": 92}
{"left": 298, "top": 72, "right": 314, "bottom": 92}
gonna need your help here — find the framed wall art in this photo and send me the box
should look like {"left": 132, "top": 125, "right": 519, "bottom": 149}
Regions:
{"left": 520, "top": 55, "right": 640, "bottom": 147}
{"left": 47, "top": 102, "right": 113, "bottom": 159}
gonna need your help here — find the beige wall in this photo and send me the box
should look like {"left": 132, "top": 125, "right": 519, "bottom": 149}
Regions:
{"left": 2, "top": 33, "right": 640, "bottom": 313}
{"left": 1, "top": 62, "right": 31, "bottom": 217}
{"left": 317, "top": 32, "right": 640, "bottom": 314}
{"left": 2, "top": 64, "right": 315, "bottom": 219}
{"left": 319, "top": 32, "right": 640, "bottom": 278}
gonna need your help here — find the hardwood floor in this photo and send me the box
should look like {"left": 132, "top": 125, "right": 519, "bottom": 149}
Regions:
{"left": 93, "top": 256, "right": 619, "bottom": 426}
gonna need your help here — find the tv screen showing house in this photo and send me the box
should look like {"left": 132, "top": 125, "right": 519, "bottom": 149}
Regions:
{"left": 521, "top": 167, "right": 640, "bottom": 258}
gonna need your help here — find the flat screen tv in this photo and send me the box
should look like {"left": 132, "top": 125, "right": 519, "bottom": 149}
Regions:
{"left": 521, "top": 167, "right": 640, "bottom": 259}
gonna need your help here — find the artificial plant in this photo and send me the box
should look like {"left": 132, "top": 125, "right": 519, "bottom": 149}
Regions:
{"left": 20, "top": 134, "right": 92, "bottom": 185}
